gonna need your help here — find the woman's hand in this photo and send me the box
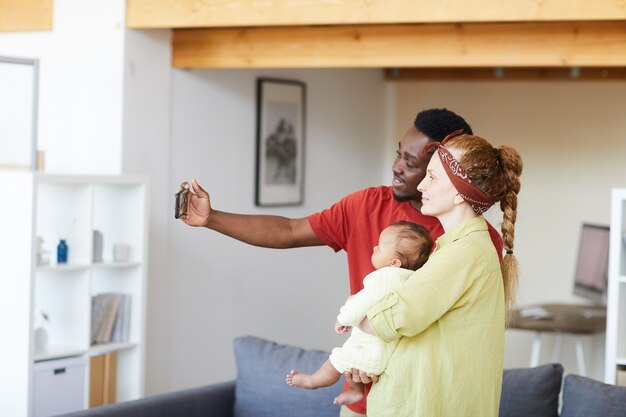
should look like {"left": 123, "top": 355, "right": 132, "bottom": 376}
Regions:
{"left": 180, "top": 179, "right": 212, "bottom": 227}
{"left": 344, "top": 369, "right": 379, "bottom": 384}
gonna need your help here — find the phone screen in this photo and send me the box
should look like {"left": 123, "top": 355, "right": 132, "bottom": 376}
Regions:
{"left": 175, "top": 188, "right": 189, "bottom": 219}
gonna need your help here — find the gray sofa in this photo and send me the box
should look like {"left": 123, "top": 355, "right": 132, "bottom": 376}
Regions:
{"left": 60, "top": 335, "right": 626, "bottom": 417}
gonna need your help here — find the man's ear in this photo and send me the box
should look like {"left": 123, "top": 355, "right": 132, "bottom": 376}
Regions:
{"left": 391, "top": 258, "right": 402, "bottom": 268}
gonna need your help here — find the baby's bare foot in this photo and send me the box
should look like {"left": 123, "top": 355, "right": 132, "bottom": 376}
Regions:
{"left": 286, "top": 369, "right": 298, "bottom": 386}
{"left": 333, "top": 388, "right": 364, "bottom": 405}
{"left": 286, "top": 369, "right": 313, "bottom": 389}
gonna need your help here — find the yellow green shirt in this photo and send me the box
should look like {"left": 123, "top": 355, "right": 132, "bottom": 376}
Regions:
{"left": 367, "top": 216, "right": 505, "bottom": 417}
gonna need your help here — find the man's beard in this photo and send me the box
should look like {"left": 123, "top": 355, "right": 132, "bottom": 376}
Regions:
{"left": 392, "top": 190, "right": 419, "bottom": 203}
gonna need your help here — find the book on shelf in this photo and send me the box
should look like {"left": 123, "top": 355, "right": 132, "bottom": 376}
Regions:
{"left": 111, "top": 294, "right": 131, "bottom": 343}
{"left": 91, "top": 294, "right": 113, "bottom": 343}
{"left": 91, "top": 293, "right": 131, "bottom": 345}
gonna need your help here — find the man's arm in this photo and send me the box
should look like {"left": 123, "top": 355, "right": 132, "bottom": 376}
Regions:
{"left": 179, "top": 179, "right": 324, "bottom": 248}
{"left": 206, "top": 211, "right": 323, "bottom": 248}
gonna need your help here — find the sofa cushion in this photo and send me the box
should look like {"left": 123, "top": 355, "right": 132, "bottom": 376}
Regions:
{"left": 233, "top": 335, "right": 342, "bottom": 417}
{"left": 560, "top": 374, "right": 626, "bottom": 417}
{"left": 498, "top": 363, "right": 563, "bottom": 417}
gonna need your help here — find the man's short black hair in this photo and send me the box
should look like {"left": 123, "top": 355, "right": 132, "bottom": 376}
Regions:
{"left": 414, "top": 108, "right": 473, "bottom": 142}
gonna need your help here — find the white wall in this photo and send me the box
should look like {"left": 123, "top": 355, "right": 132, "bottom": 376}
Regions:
{"left": 394, "top": 81, "right": 626, "bottom": 380}
{"left": 0, "top": 0, "right": 126, "bottom": 174}
{"left": 121, "top": 29, "right": 173, "bottom": 395}
{"left": 167, "top": 68, "right": 388, "bottom": 389}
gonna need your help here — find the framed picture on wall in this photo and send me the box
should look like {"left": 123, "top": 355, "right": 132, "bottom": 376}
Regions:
{"left": 255, "top": 78, "right": 306, "bottom": 206}
{"left": 0, "top": 56, "right": 40, "bottom": 171}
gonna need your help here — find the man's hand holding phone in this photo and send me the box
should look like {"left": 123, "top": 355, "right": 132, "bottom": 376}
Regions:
{"left": 176, "top": 179, "right": 212, "bottom": 227}
{"left": 174, "top": 187, "right": 189, "bottom": 219}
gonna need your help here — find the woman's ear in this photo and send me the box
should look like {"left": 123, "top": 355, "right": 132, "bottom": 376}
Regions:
{"left": 453, "top": 192, "right": 465, "bottom": 206}
{"left": 390, "top": 258, "right": 402, "bottom": 268}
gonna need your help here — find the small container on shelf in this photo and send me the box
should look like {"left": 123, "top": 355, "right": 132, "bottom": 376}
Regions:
{"left": 34, "top": 310, "right": 51, "bottom": 350}
{"left": 36, "top": 237, "right": 50, "bottom": 266}
{"left": 93, "top": 230, "right": 104, "bottom": 263}
{"left": 57, "top": 239, "right": 68, "bottom": 264}
{"left": 113, "top": 243, "right": 130, "bottom": 262}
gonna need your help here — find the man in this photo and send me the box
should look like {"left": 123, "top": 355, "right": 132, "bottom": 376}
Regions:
{"left": 180, "top": 108, "right": 503, "bottom": 417}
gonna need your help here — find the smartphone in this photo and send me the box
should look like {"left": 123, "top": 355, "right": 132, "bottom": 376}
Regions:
{"left": 175, "top": 188, "right": 189, "bottom": 219}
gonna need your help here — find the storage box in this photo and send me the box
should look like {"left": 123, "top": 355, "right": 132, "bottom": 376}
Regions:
{"left": 33, "top": 356, "right": 86, "bottom": 417}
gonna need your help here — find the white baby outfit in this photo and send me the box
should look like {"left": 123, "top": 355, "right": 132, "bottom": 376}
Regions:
{"left": 329, "top": 266, "right": 413, "bottom": 375}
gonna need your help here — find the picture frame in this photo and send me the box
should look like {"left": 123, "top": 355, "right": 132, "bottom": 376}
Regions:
{"left": 0, "top": 56, "right": 39, "bottom": 171}
{"left": 255, "top": 78, "right": 306, "bottom": 206}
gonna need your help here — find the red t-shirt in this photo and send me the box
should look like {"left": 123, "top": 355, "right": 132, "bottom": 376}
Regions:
{"left": 307, "top": 186, "right": 504, "bottom": 414}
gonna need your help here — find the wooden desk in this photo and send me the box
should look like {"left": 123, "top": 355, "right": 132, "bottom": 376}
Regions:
{"left": 508, "top": 303, "right": 606, "bottom": 376}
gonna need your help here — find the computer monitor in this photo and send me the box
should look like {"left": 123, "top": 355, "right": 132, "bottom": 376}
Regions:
{"left": 573, "top": 223, "right": 610, "bottom": 305}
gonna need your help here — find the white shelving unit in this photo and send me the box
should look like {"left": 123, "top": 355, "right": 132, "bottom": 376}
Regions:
{"left": 605, "top": 188, "right": 626, "bottom": 384}
{"left": 0, "top": 172, "right": 148, "bottom": 416}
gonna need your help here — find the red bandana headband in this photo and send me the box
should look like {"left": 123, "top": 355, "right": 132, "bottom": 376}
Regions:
{"left": 422, "top": 129, "right": 495, "bottom": 215}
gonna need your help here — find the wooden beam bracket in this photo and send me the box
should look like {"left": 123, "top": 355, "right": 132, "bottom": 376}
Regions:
{"left": 384, "top": 67, "right": 626, "bottom": 81}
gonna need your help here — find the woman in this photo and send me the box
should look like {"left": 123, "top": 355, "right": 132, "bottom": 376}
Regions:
{"left": 361, "top": 131, "right": 523, "bottom": 417}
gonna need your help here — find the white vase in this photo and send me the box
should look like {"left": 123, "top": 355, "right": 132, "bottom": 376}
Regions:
{"left": 34, "top": 327, "right": 48, "bottom": 350}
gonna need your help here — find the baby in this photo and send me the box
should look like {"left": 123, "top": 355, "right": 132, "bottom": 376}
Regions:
{"left": 286, "top": 221, "right": 434, "bottom": 405}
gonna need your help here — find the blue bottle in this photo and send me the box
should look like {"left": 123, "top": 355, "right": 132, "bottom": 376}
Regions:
{"left": 57, "top": 239, "right": 68, "bottom": 264}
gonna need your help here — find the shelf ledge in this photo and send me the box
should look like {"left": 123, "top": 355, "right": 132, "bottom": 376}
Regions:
{"left": 37, "top": 262, "right": 141, "bottom": 272}
{"left": 34, "top": 346, "right": 87, "bottom": 362}
{"left": 37, "top": 264, "right": 90, "bottom": 272}
{"left": 34, "top": 342, "right": 138, "bottom": 362}
{"left": 92, "top": 261, "right": 141, "bottom": 269}
{"left": 89, "top": 341, "right": 138, "bottom": 356}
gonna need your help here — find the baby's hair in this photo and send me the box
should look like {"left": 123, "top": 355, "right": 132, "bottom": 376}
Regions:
{"left": 389, "top": 221, "right": 434, "bottom": 270}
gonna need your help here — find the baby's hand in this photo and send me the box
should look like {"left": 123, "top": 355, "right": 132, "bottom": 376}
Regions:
{"left": 335, "top": 322, "right": 352, "bottom": 334}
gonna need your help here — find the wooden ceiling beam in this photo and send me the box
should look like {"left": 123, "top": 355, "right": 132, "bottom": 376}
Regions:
{"left": 0, "top": 0, "right": 53, "bottom": 32}
{"left": 172, "top": 21, "right": 626, "bottom": 68}
{"left": 128, "top": 0, "right": 626, "bottom": 29}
